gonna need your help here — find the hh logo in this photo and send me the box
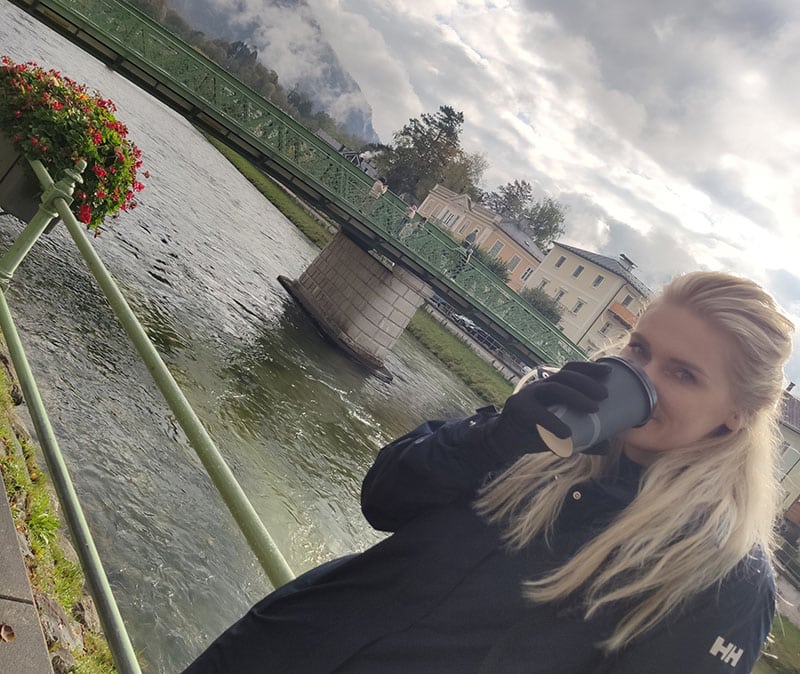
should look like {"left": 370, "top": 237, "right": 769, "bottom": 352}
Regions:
{"left": 709, "top": 636, "right": 743, "bottom": 667}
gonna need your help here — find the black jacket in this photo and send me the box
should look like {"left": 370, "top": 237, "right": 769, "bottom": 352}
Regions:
{"left": 183, "top": 413, "right": 775, "bottom": 673}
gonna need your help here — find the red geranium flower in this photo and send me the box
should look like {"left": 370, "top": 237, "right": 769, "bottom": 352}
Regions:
{"left": 0, "top": 56, "right": 146, "bottom": 229}
{"left": 78, "top": 203, "right": 92, "bottom": 224}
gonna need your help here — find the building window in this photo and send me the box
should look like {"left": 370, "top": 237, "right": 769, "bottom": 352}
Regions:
{"left": 593, "top": 274, "right": 604, "bottom": 288}
{"left": 599, "top": 321, "right": 612, "bottom": 335}
{"left": 781, "top": 443, "right": 800, "bottom": 482}
{"left": 537, "top": 278, "right": 549, "bottom": 290}
{"left": 489, "top": 241, "right": 504, "bottom": 257}
{"left": 572, "top": 300, "right": 585, "bottom": 314}
{"left": 442, "top": 210, "right": 458, "bottom": 226}
{"left": 521, "top": 267, "right": 534, "bottom": 281}
{"left": 457, "top": 222, "right": 469, "bottom": 234}
{"left": 554, "top": 289, "right": 566, "bottom": 303}
{"left": 507, "top": 255, "right": 521, "bottom": 272}
{"left": 621, "top": 294, "right": 633, "bottom": 307}
{"left": 555, "top": 255, "right": 566, "bottom": 268}
{"left": 572, "top": 265, "right": 585, "bottom": 278}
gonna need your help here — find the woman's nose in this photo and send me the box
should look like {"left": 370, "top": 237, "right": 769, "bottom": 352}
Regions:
{"left": 640, "top": 362, "right": 660, "bottom": 394}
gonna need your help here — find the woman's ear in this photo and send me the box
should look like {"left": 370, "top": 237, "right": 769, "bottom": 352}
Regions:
{"left": 725, "top": 411, "right": 743, "bottom": 432}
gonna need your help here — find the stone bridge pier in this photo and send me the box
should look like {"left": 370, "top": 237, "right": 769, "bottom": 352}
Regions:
{"left": 279, "top": 232, "right": 432, "bottom": 373}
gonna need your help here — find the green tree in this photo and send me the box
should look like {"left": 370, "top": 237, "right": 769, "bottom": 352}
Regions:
{"left": 372, "top": 105, "right": 474, "bottom": 201}
{"left": 482, "top": 179, "right": 533, "bottom": 221}
{"left": 440, "top": 151, "right": 487, "bottom": 201}
{"left": 525, "top": 197, "right": 566, "bottom": 251}
{"left": 520, "top": 287, "right": 563, "bottom": 323}
{"left": 471, "top": 247, "right": 510, "bottom": 282}
{"left": 482, "top": 180, "right": 567, "bottom": 251}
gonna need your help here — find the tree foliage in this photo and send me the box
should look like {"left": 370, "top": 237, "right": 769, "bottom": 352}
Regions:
{"left": 371, "top": 106, "right": 485, "bottom": 202}
{"left": 525, "top": 197, "right": 567, "bottom": 251}
{"left": 520, "top": 287, "right": 563, "bottom": 324}
{"left": 482, "top": 180, "right": 567, "bottom": 250}
{"left": 440, "top": 151, "right": 487, "bottom": 202}
{"left": 470, "top": 247, "right": 510, "bottom": 282}
{"left": 482, "top": 179, "right": 532, "bottom": 221}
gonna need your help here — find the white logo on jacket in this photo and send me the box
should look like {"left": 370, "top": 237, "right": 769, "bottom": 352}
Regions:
{"left": 709, "top": 636, "right": 743, "bottom": 667}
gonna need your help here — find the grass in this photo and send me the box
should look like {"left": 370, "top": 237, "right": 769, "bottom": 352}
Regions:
{"left": 0, "top": 368, "right": 117, "bottom": 674}
{"left": 756, "top": 615, "right": 800, "bottom": 673}
{"left": 406, "top": 310, "right": 513, "bottom": 407}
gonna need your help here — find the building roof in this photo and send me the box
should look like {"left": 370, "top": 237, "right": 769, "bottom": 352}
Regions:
{"left": 555, "top": 242, "right": 652, "bottom": 298}
{"left": 782, "top": 390, "right": 800, "bottom": 433}
{"left": 496, "top": 217, "right": 545, "bottom": 261}
{"left": 315, "top": 130, "right": 378, "bottom": 178}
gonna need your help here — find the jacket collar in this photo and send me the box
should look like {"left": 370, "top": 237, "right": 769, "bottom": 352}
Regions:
{"left": 593, "top": 453, "right": 642, "bottom": 507}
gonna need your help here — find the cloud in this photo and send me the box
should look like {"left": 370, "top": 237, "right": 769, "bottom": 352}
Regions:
{"left": 767, "top": 269, "right": 800, "bottom": 316}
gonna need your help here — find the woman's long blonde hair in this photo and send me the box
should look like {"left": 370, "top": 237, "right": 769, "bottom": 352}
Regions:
{"left": 475, "top": 271, "right": 794, "bottom": 652}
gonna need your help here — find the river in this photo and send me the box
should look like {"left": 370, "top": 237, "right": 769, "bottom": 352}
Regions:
{"left": 0, "top": 4, "right": 483, "bottom": 671}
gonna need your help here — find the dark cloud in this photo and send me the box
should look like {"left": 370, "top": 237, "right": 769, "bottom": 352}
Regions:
{"left": 520, "top": 0, "right": 795, "bottom": 94}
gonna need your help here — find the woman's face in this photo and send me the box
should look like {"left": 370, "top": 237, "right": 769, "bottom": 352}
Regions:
{"left": 619, "top": 301, "right": 740, "bottom": 465}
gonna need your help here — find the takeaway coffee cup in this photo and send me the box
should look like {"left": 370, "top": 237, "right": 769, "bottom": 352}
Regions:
{"left": 536, "top": 356, "right": 657, "bottom": 457}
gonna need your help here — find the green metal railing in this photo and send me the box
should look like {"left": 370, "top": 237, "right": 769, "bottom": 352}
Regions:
{"left": 11, "top": 0, "right": 584, "bottom": 366}
{"left": 0, "top": 160, "right": 295, "bottom": 673}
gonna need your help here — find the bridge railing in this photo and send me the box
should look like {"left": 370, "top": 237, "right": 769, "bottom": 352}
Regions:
{"left": 0, "top": 160, "right": 296, "bottom": 674}
{"left": 362, "top": 199, "right": 584, "bottom": 364}
{"left": 22, "top": 0, "right": 584, "bottom": 366}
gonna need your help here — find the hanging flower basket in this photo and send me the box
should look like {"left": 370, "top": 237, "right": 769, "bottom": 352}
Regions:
{"left": 0, "top": 130, "right": 44, "bottom": 223}
{"left": 0, "top": 56, "right": 148, "bottom": 231}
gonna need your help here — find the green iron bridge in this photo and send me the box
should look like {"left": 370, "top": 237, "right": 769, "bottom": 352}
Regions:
{"left": 10, "top": 0, "right": 584, "bottom": 367}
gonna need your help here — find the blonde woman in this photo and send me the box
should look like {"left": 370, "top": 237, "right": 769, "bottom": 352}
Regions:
{"left": 184, "top": 271, "right": 793, "bottom": 673}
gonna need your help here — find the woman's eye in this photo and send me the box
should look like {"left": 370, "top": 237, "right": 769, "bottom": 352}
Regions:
{"left": 674, "top": 369, "right": 695, "bottom": 383}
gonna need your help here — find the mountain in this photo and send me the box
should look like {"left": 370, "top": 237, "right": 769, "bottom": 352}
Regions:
{"left": 165, "top": 0, "right": 380, "bottom": 144}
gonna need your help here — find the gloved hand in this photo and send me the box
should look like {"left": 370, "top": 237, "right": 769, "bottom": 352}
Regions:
{"left": 485, "top": 361, "right": 611, "bottom": 457}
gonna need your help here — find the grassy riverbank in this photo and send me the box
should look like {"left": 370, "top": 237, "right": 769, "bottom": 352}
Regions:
{"left": 207, "top": 134, "right": 513, "bottom": 405}
{"left": 755, "top": 615, "right": 800, "bottom": 674}
{"left": 407, "top": 311, "right": 512, "bottom": 406}
{"left": 0, "top": 365, "right": 116, "bottom": 674}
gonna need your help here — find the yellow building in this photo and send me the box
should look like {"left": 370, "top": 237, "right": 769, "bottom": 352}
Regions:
{"left": 418, "top": 185, "right": 545, "bottom": 291}
{"left": 526, "top": 243, "right": 651, "bottom": 353}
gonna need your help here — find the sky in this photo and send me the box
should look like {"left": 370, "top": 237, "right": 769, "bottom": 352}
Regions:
{"left": 287, "top": 0, "right": 800, "bottom": 382}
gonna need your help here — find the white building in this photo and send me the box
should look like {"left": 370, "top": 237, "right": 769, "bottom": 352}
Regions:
{"left": 525, "top": 243, "right": 651, "bottom": 353}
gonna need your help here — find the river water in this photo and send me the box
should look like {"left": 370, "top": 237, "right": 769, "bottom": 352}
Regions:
{"left": 0, "top": 5, "right": 482, "bottom": 671}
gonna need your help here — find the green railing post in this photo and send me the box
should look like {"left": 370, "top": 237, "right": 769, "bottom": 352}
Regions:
{"left": 30, "top": 160, "right": 296, "bottom": 589}
{"left": 0, "top": 161, "right": 84, "bottom": 289}
{"left": 0, "top": 288, "right": 143, "bottom": 674}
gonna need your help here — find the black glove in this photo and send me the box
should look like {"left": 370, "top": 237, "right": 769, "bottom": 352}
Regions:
{"left": 485, "top": 361, "right": 611, "bottom": 457}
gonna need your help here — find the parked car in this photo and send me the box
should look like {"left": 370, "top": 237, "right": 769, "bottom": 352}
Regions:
{"left": 452, "top": 314, "right": 477, "bottom": 331}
